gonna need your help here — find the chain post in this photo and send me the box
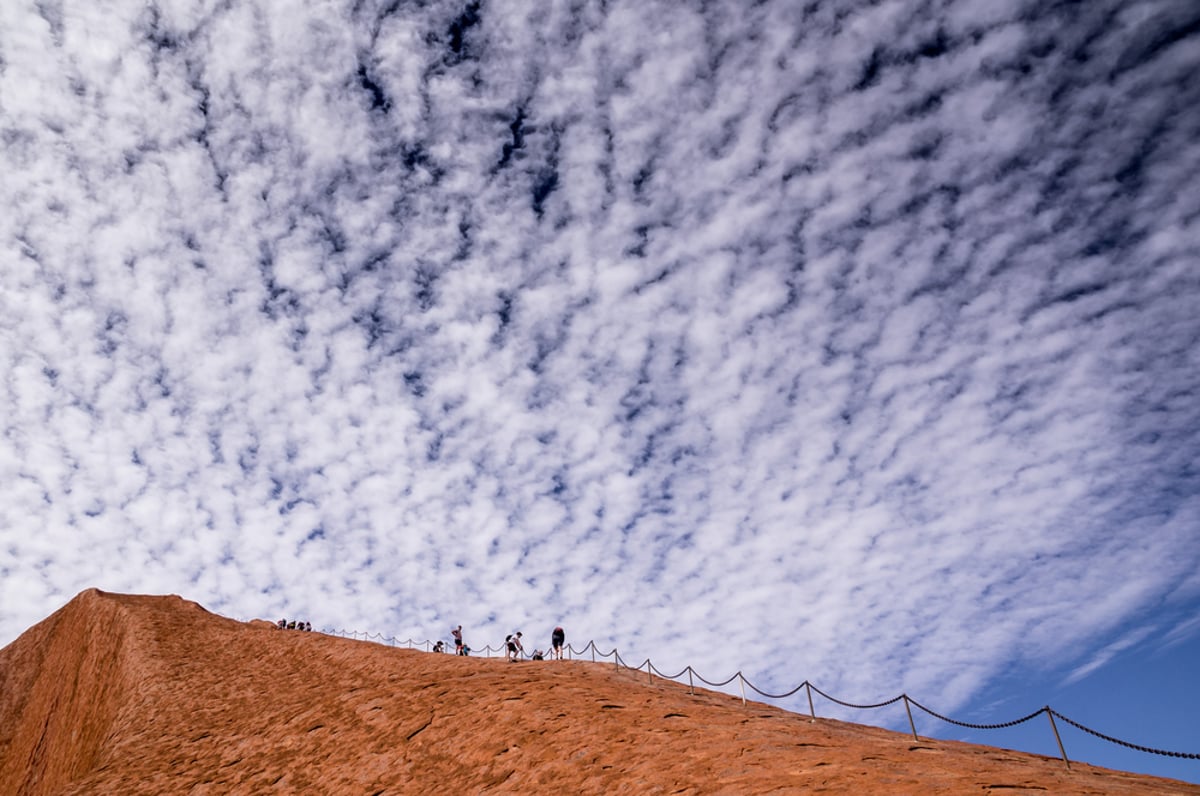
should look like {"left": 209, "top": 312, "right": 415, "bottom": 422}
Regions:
{"left": 688, "top": 667, "right": 695, "bottom": 696}
{"left": 739, "top": 673, "right": 746, "bottom": 706}
{"left": 647, "top": 661, "right": 653, "bottom": 685}
{"left": 903, "top": 695, "right": 919, "bottom": 740}
{"left": 805, "top": 681, "right": 816, "bottom": 720}
{"left": 1045, "top": 708, "right": 1070, "bottom": 769}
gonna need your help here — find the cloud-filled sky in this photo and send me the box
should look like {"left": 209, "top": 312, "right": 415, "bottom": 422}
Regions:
{"left": 3, "top": 0, "right": 1199, "bottom": 774}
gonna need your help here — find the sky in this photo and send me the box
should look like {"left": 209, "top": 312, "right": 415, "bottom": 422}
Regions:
{"left": 2, "top": 0, "right": 1198, "bottom": 783}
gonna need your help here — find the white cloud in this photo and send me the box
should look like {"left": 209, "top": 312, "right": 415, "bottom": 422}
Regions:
{"left": 1, "top": 0, "right": 1199, "bottom": 755}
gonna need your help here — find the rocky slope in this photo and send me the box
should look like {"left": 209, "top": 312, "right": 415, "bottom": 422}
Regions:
{"left": 1, "top": 589, "right": 1195, "bottom": 794}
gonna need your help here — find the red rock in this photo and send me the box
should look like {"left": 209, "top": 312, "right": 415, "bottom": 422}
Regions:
{"left": 1, "top": 589, "right": 1195, "bottom": 794}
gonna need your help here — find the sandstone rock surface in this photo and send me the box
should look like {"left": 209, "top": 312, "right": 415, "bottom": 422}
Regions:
{"left": 1, "top": 589, "right": 1195, "bottom": 794}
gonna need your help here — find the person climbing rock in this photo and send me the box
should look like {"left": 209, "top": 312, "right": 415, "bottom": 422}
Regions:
{"left": 506, "top": 631, "right": 524, "bottom": 661}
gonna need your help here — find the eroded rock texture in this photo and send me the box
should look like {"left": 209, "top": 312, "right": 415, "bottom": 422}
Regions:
{"left": 1, "top": 590, "right": 1195, "bottom": 794}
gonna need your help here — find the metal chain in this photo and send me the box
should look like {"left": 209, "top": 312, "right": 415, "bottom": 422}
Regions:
{"left": 690, "top": 669, "right": 743, "bottom": 688}
{"left": 741, "top": 677, "right": 809, "bottom": 699}
{"left": 1050, "top": 710, "right": 1200, "bottom": 759}
{"left": 648, "top": 662, "right": 691, "bottom": 680}
{"left": 809, "top": 684, "right": 904, "bottom": 710}
{"left": 907, "top": 698, "right": 1046, "bottom": 730}
{"left": 318, "top": 628, "right": 1198, "bottom": 761}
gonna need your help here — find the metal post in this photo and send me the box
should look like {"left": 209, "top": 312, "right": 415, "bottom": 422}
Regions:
{"left": 647, "top": 661, "right": 653, "bottom": 685}
{"left": 903, "top": 695, "right": 919, "bottom": 740}
{"left": 615, "top": 650, "right": 619, "bottom": 671}
{"left": 1045, "top": 708, "right": 1070, "bottom": 768}
{"left": 805, "top": 681, "right": 816, "bottom": 720}
{"left": 688, "top": 667, "right": 695, "bottom": 696}
{"left": 738, "top": 673, "right": 746, "bottom": 706}
{"left": 591, "top": 641, "right": 596, "bottom": 663}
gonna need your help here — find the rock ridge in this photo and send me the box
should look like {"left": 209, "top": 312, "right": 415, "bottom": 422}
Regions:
{"left": 1, "top": 590, "right": 1196, "bottom": 794}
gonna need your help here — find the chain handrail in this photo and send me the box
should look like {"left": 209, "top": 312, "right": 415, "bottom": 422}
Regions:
{"left": 808, "top": 683, "right": 905, "bottom": 710}
{"left": 648, "top": 661, "right": 691, "bottom": 680}
{"left": 316, "top": 627, "right": 1197, "bottom": 765}
{"left": 689, "top": 668, "right": 743, "bottom": 688}
{"left": 740, "top": 676, "right": 810, "bottom": 700}
{"left": 1050, "top": 709, "right": 1200, "bottom": 760}
{"left": 908, "top": 697, "right": 1046, "bottom": 730}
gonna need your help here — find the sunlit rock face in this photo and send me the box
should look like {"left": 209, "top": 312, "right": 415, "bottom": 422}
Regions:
{"left": 0, "top": 590, "right": 1194, "bottom": 794}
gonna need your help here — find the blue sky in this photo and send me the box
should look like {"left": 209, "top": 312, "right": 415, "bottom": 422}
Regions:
{"left": 1, "top": 0, "right": 1198, "bottom": 784}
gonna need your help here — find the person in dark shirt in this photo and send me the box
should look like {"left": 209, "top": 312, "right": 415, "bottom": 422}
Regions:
{"left": 452, "top": 625, "right": 464, "bottom": 655}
